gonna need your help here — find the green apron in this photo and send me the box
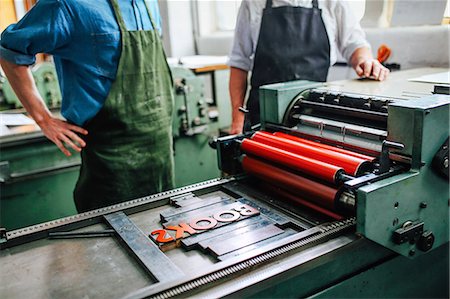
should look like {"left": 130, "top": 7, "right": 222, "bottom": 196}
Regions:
{"left": 74, "top": 0, "right": 174, "bottom": 212}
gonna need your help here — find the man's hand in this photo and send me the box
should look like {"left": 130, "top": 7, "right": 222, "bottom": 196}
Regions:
{"left": 38, "top": 117, "right": 88, "bottom": 156}
{"left": 0, "top": 58, "right": 88, "bottom": 156}
{"left": 354, "top": 58, "right": 389, "bottom": 81}
{"left": 350, "top": 47, "right": 389, "bottom": 81}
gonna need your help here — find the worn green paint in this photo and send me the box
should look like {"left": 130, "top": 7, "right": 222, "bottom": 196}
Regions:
{"left": 173, "top": 134, "right": 220, "bottom": 188}
{"left": 0, "top": 138, "right": 79, "bottom": 230}
{"left": 310, "top": 243, "right": 449, "bottom": 299}
{"left": 1, "top": 62, "right": 61, "bottom": 110}
{"left": 171, "top": 66, "right": 224, "bottom": 187}
{"left": 1, "top": 66, "right": 228, "bottom": 229}
{"left": 358, "top": 94, "right": 450, "bottom": 258}
{"left": 214, "top": 69, "right": 232, "bottom": 130}
{"left": 244, "top": 240, "right": 448, "bottom": 299}
{"left": 259, "top": 80, "right": 323, "bottom": 127}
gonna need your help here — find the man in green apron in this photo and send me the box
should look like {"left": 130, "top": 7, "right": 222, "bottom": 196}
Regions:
{"left": 0, "top": 0, "right": 174, "bottom": 212}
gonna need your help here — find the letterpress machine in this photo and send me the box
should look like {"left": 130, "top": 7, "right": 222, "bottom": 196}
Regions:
{"left": 0, "top": 73, "right": 448, "bottom": 298}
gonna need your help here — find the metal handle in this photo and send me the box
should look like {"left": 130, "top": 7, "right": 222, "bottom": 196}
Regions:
{"left": 0, "top": 161, "right": 81, "bottom": 184}
{"left": 383, "top": 140, "right": 405, "bottom": 151}
{"left": 379, "top": 140, "right": 405, "bottom": 173}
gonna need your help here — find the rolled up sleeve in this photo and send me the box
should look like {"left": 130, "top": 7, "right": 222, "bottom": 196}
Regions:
{"left": 335, "top": 1, "right": 371, "bottom": 62}
{"left": 228, "top": 1, "right": 253, "bottom": 71}
{"left": 0, "top": 0, "right": 72, "bottom": 65}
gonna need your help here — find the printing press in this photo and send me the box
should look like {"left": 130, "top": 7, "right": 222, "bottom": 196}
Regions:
{"left": 0, "top": 77, "right": 449, "bottom": 298}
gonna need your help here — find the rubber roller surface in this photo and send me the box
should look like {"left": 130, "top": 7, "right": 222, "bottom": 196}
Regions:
{"left": 272, "top": 132, "right": 375, "bottom": 161}
{"left": 242, "top": 156, "right": 338, "bottom": 210}
{"left": 264, "top": 185, "right": 344, "bottom": 220}
{"left": 241, "top": 138, "right": 343, "bottom": 184}
{"left": 252, "top": 131, "right": 370, "bottom": 176}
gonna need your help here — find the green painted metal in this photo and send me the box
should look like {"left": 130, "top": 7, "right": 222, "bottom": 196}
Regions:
{"left": 1, "top": 65, "right": 229, "bottom": 229}
{"left": 171, "top": 66, "right": 225, "bottom": 187}
{"left": 214, "top": 69, "right": 232, "bottom": 130}
{"left": 171, "top": 66, "right": 209, "bottom": 138}
{"left": 245, "top": 239, "right": 448, "bottom": 298}
{"left": 357, "top": 94, "right": 450, "bottom": 258}
{"left": 0, "top": 138, "right": 79, "bottom": 230}
{"left": 173, "top": 133, "right": 220, "bottom": 187}
{"left": 1, "top": 62, "right": 61, "bottom": 110}
{"left": 258, "top": 80, "right": 323, "bottom": 127}
{"left": 310, "top": 242, "right": 449, "bottom": 299}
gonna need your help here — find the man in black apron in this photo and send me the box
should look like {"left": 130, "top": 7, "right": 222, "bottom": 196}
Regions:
{"left": 229, "top": 0, "right": 389, "bottom": 134}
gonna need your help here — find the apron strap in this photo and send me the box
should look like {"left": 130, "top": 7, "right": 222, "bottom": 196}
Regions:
{"left": 312, "top": 0, "right": 319, "bottom": 8}
{"left": 143, "top": 0, "right": 159, "bottom": 32}
{"left": 266, "top": 0, "right": 318, "bottom": 9}
{"left": 109, "top": 0, "right": 158, "bottom": 32}
{"left": 109, "top": 0, "right": 127, "bottom": 32}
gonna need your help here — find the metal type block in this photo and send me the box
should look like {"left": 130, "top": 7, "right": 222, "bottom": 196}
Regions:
{"left": 170, "top": 197, "right": 201, "bottom": 208}
{"left": 206, "top": 224, "right": 284, "bottom": 257}
{"left": 104, "top": 212, "right": 184, "bottom": 282}
{"left": 162, "top": 200, "right": 241, "bottom": 228}
{"left": 169, "top": 193, "right": 196, "bottom": 206}
{"left": 217, "top": 228, "right": 298, "bottom": 261}
{"left": 180, "top": 216, "right": 266, "bottom": 249}
{"left": 160, "top": 196, "right": 228, "bottom": 222}
{"left": 230, "top": 193, "right": 296, "bottom": 227}
{"left": 198, "top": 219, "right": 273, "bottom": 251}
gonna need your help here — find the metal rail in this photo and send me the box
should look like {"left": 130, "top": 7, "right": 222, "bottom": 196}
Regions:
{"left": 125, "top": 218, "right": 356, "bottom": 299}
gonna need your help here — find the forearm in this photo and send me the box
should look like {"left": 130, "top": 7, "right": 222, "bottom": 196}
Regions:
{"left": 0, "top": 58, "right": 52, "bottom": 124}
{"left": 229, "top": 67, "right": 248, "bottom": 122}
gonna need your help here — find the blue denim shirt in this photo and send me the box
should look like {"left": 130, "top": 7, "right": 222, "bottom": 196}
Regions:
{"left": 0, "top": 0, "right": 162, "bottom": 126}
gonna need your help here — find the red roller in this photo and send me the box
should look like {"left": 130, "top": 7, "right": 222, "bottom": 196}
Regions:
{"left": 272, "top": 132, "right": 375, "bottom": 161}
{"left": 242, "top": 156, "right": 338, "bottom": 210}
{"left": 251, "top": 131, "right": 371, "bottom": 176}
{"left": 241, "top": 138, "right": 343, "bottom": 184}
{"left": 264, "top": 185, "right": 344, "bottom": 220}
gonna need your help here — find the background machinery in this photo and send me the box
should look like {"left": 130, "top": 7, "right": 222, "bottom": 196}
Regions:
{"left": 1, "top": 69, "right": 448, "bottom": 298}
{"left": 0, "top": 62, "right": 229, "bottom": 229}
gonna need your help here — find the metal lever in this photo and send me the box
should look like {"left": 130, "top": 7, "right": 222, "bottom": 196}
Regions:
{"left": 379, "top": 140, "right": 405, "bottom": 174}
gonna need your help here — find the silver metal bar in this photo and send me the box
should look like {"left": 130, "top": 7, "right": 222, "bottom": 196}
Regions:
{"left": 104, "top": 212, "right": 184, "bottom": 283}
{"left": 207, "top": 224, "right": 284, "bottom": 257}
{"left": 292, "top": 114, "right": 387, "bottom": 138}
{"left": 2, "top": 161, "right": 81, "bottom": 184}
{"left": 48, "top": 229, "right": 115, "bottom": 239}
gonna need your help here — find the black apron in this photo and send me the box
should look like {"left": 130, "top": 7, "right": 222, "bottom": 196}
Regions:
{"left": 246, "top": 0, "right": 331, "bottom": 129}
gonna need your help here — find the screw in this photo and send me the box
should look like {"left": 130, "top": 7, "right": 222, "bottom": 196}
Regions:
{"left": 409, "top": 249, "right": 416, "bottom": 256}
{"left": 443, "top": 158, "right": 448, "bottom": 169}
{"left": 420, "top": 202, "right": 427, "bottom": 209}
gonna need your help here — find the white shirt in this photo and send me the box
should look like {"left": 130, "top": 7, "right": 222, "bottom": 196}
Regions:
{"left": 228, "top": 0, "right": 370, "bottom": 72}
